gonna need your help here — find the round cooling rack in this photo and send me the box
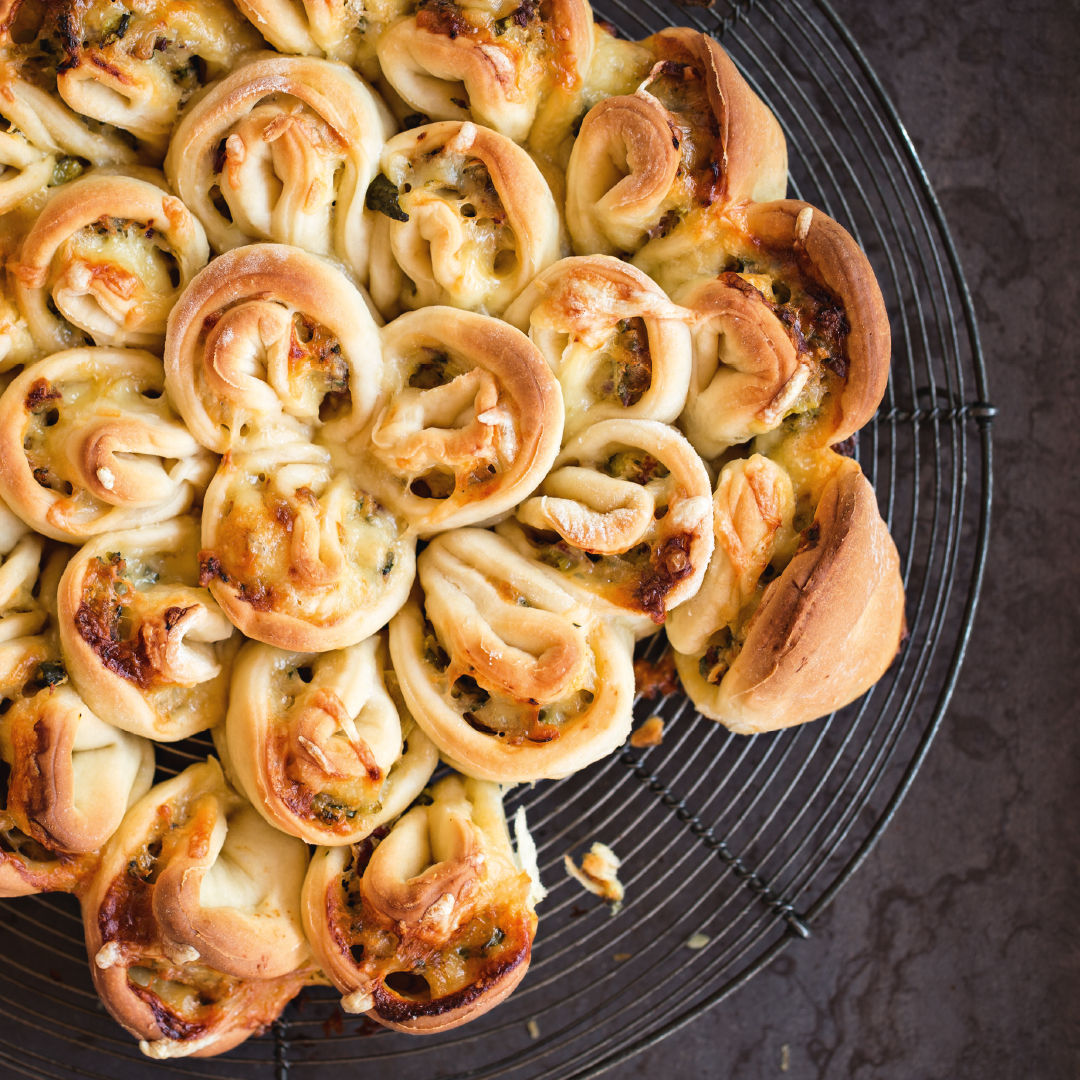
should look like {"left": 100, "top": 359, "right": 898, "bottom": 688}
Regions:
{"left": 0, "top": 2, "right": 994, "bottom": 1078}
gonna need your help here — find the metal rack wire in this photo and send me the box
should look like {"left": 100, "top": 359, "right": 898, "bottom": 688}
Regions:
{"left": 0, "top": 1, "right": 993, "bottom": 1077}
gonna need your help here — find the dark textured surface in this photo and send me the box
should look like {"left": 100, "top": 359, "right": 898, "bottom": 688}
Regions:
{"left": 611, "top": 2, "right": 1077, "bottom": 1077}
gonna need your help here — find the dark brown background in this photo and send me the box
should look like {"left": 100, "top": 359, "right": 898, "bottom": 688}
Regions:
{"left": 613, "top": 1, "right": 1077, "bottom": 1076}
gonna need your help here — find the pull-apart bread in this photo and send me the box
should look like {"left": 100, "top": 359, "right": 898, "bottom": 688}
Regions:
{"left": 82, "top": 758, "right": 314, "bottom": 1059}
{"left": 390, "top": 528, "right": 635, "bottom": 781}
{"left": 303, "top": 773, "right": 543, "bottom": 1032}
{"left": 223, "top": 633, "right": 438, "bottom": 844}
{"left": 0, "top": 0, "right": 910, "bottom": 1055}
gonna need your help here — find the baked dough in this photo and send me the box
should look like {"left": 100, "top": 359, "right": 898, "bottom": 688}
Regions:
{"left": 566, "top": 29, "right": 786, "bottom": 274}
{"left": 669, "top": 448, "right": 905, "bottom": 733}
{"left": 57, "top": 517, "right": 240, "bottom": 742}
{"left": 676, "top": 201, "right": 891, "bottom": 454}
{"left": 199, "top": 441, "right": 416, "bottom": 651}
{"left": 500, "top": 418, "right": 713, "bottom": 631}
{"left": 0, "top": 347, "right": 215, "bottom": 541}
{"left": 503, "top": 255, "right": 691, "bottom": 440}
{"left": 302, "top": 773, "right": 540, "bottom": 1031}
{"left": 164, "top": 243, "right": 384, "bottom": 452}
{"left": 166, "top": 54, "right": 393, "bottom": 285}
{"left": 10, "top": 170, "right": 209, "bottom": 353}
{"left": 368, "top": 121, "right": 560, "bottom": 318}
{"left": 224, "top": 634, "right": 438, "bottom": 844}
{"left": 233, "top": 0, "right": 369, "bottom": 67}
{"left": 82, "top": 758, "right": 313, "bottom": 1059}
{"left": 360, "top": 306, "right": 563, "bottom": 535}
{"left": 375, "top": 0, "right": 593, "bottom": 149}
{"left": 389, "top": 528, "right": 635, "bottom": 781}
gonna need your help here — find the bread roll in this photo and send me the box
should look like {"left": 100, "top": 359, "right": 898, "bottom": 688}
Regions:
{"left": 389, "top": 528, "right": 634, "bottom": 781}
{"left": 57, "top": 518, "right": 239, "bottom": 742}
{"left": 10, "top": 171, "right": 209, "bottom": 353}
{"left": 503, "top": 255, "right": 691, "bottom": 440}
{"left": 669, "top": 449, "right": 905, "bottom": 733}
{"left": 199, "top": 441, "right": 416, "bottom": 651}
{"left": 0, "top": 348, "right": 215, "bottom": 541}
{"left": 375, "top": 0, "right": 593, "bottom": 149}
{"left": 360, "top": 306, "right": 563, "bottom": 536}
{"left": 165, "top": 243, "right": 384, "bottom": 452}
{"left": 165, "top": 55, "right": 393, "bottom": 284}
{"left": 676, "top": 200, "right": 891, "bottom": 454}
{"left": 224, "top": 634, "right": 438, "bottom": 844}
{"left": 566, "top": 29, "right": 786, "bottom": 275}
{"left": 500, "top": 418, "right": 713, "bottom": 633}
{"left": 368, "top": 121, "right": 560, "bottom": 318}
{"left": 233, "top": 0, "right": 370, "bottom": 67}
{"left": 302, "top": 773, "right": 540, "bottom": 1032}
{"left": 82, "top": 758, "right": 313, "bottom": 1059}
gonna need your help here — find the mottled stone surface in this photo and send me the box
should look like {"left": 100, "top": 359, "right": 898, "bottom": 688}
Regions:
{"left": 615, "top": 2, "right": 1078, "bottom": 1077}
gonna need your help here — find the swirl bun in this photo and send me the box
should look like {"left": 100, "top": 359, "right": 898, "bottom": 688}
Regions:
{"left": 500, "top": 418, "right": 713, "bottom": 632}
{"left": 199, "top": 442, "right": 416, "bottom": 651}
{"left": 49, "top": 0, "right": 263, "bottom": 157}
{"left": 565, "top": 29, "right": 786, "bottom": 278}
{"left": 503, "top": 255, "right": 692, "bottom": 440}
{"left": 166, "top": 55, "right": 392, "bottom": 284}
{"left": 680, "top": 200, "right": 890, "bottom": 452}
{"left": 302, "top": 773, "right": 540, "bottom": 1032}
{"left": 361, "top": 306, "right": 563, "bottom": 535}
{"left": 669, "top": 451, "right": 905, "bottom": 733}
{"left": 375, "top": 0, "right": 593, "bottom": 146}
{"left": 369, "top": 121, "right": 560, "bottom": 318}
{"left": 224, "top": 634, "right": 438, "bottom": 844}
{"left": 0, "top": 348, "right": 215, "bottom": 541}
{"left": 0, "top": 527, "right": 49, "bottom": 643}
{"left": 232, "top": 0, "right": 369, "bottom": 66}
{"left": 10, "top": 172, "right": 209, "bottom": 353}
{"left": 165, "top": 243, "right": 384, "bottom": 452}
{"left": 82, "top": 758, "right": 313, "bottom": 1059}
{"left": 57, "top": 518, "right": 240, "bottom": 742}
{"left": 389, "top": 528, "right": 635, "bottom": 781}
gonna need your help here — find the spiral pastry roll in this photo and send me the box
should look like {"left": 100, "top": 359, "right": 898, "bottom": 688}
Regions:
{"left": 302, "top": 773, "right": 542, "bottom": 1032}
{"left": 0, "top": 348, "right": 215, "bottom": 541}
{"left": 0, "top": 525, "right": 48, "bottom": 644}
{"left": 82, "top": 758, "right": 314, "bottom": 1059}
{"left": 375, "top": 0, "right": 593, "bottom": 148}
{"left": 225, "top": 635, "right": 438, "bottom": 844}
{"left": 165, "top": 244, "right": 384, "bottom": 452}
{"left": 11, "top": 172, "right": 209, "bottom": 354}
{"left": 668, "top": 450, "right": 905, "bottom": 733}
{"left": 165, "top": 55, "right": 392, "bottom": 284}
{"left": 0, "top": 639, "right": 156, "bottom": 896}
{"left": 565, "top": 29, "right": 786, "bottom": 278}
{"left": 362, "top": 307, "right": 563, "bottom": 535}
{"left": 501, "top": 418, "right": 712, "bottom": 631}
{"left": 368, "top": 121, "right": 560, "bottom": 318}
{"left": 503, "top": 256, "right": 691, "bottom": 440}
{"left": 199, "top": 442, "right": 415, "bottom": 651}
{"left": 45, "top": 0, "right": 263, "bottom": 157}
{"left": 389, "top": 528, "right": 635, "bottom": 781}
{"left": 56, "top": 518, "right": 239, "bottom": 742}
{"left": 676, "top": 201, "right": 891, "bottom": 455}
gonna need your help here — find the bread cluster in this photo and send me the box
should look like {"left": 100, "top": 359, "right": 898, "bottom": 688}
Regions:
{"left": 0, "top": 0, "right": 904, "bottom": 1059}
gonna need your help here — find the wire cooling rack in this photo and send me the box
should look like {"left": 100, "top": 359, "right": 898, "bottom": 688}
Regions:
{"left": 0, "top": 1, "right": 994, "bottom": 1077}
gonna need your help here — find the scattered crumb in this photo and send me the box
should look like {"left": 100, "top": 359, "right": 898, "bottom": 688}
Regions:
{"left": 527, "top": 1019, "right": 540, "bottom": 1040}
{"left": 630, "top": 715, "right": 665, "bottom": 748}
{"left": 685, "top": 932, "right": 710, "bottom": 950}
{"left": 613, "top": 952, "right": 633, "bottom": 962}
{"left": 633, "top": 649, "right": 680, "bottom": 699}
{"left": 780, "top": 1043, "right": 790, "bottom": 1072}
{"left": 565, "top": 842, "right": 625, "bottom": 911}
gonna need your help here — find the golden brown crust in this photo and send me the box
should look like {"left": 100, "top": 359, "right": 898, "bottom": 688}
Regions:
{"left": 301, "top": 774, "right": 538, "bottom": 1032}
{"left": 11, "top": 171, "right": 209, "bottom": 354}
{"left": 674, "top": 457, "right": 905, "bottom": 733}
{"left": 0, "top": 347, "right": 215, "bottom": 541}
{"left": 81, "top": 759, "right": 313, "bottom": 1059}
{"left": 361, "top": 306, "right": 564, "bottom": 536}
